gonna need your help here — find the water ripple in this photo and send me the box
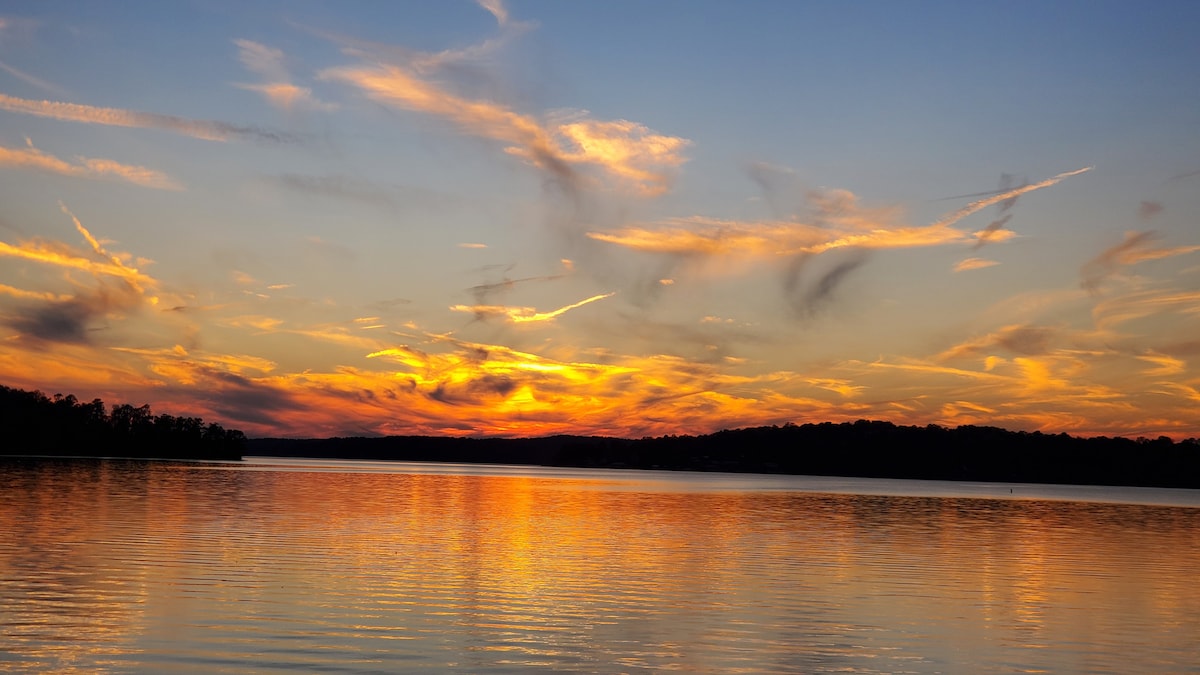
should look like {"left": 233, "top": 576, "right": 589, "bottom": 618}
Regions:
{"left": 2, "top": 458, "right": 1198, "bottom": 673}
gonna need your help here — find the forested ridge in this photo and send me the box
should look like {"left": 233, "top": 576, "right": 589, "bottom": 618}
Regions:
{"left": 1, "top": 385, "right": 244, "bottom": 460}
{"left": 251, "top": 421, "right": 1200, "bottom": 489}
{"left": 5, "top": 383, "right": 1199, "bottom": 488}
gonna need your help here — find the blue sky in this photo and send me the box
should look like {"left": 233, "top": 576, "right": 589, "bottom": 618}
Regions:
{"left": 1, "top": 1, "right": 1198, "bottom": 439}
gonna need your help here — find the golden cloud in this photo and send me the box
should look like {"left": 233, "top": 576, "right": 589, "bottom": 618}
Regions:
{"left": 450, "top": 292, "right": 616, "bottom": 324}
{"left": 0, "top": 142, "right": 182, "bottom": 190}
{"left": 588, "top": 168, "right": 1091, "bottom": 260}
{"left": 320, "top": 63, "right": 688, "bottom": 195}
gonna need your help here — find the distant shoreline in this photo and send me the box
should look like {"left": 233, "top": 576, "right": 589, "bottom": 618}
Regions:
{"left": 245, "top": 421, "right": 1200, "bottom": 490}
{"left": 5, "top": 382, "right": 1197, "bottom": 489}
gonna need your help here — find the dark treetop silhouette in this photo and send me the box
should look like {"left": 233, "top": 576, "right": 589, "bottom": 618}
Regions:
{"left": 5, "top": 384, "right": 1198, "bottom": 487}
{"left": 250, "top": 421, "right": 1200, "bottom": 489}
{"left": 1, "top": 385, "right": 245, "bottom": 460}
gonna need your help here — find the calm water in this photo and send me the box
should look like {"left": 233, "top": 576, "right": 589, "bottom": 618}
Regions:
{"left": 2, "top": 458, "right": 1198, "bottom": 674}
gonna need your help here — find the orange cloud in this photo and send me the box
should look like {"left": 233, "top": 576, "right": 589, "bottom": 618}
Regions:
{"left": 1136, "top": 351, "right": 1185, "bottom": 377}
{"left": 588, "top": 168, "right": 1090, "bottom": 260}
{"left": 848, "top": 339, "right": 1200, "bottom": 438}
{"left": 0, "top": 283, "right": 68, "bottom": 301}
{"left": 0, "top": 231, "right": 157, "bottom": 291}
{"left": 320, "top": 60, "right": 688, "bottom": 195}
{"left": 1091, "top": 288, "right": 1200, "bottom": 329}
{"left": 954, "top": 257, "right": 1000, "bottom": 272}
{"left": 112, "top": 345, "right": 277, "bottom": 385}
{"left": 587, "top": 215, "right": 967, "bottom": 259}
{"left": 234, "top": 39, "right": 336, "bottom": 112}
{"left": 0, "top": 141, "right": 182, "bottom": 190}
{"left": 450, "top": 292, "right": 616, "bottom": 324}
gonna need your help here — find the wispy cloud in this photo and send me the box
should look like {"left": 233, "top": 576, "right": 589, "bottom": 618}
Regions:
{"left": 451, "top": 291, "right": 615, "bottom": 324}
{"left": 113, "top": 345, "right": 277, "bottom": 383}
{"left": 0, "top": 204, "right": 156, "bottom": 290}
{"left": 0, "top": 283, "right": 66, "bottom": 301}
{"left": 0, "top": 60, "right": 67, "bottom": 96}
{"left": 783, "top": 250, "right": 869, "bottom": 317}
{"left": 954, "top": 257, "right": 1000, "bottom": 272}
{"left": 0, "top": 205, "right": 161, "bottom": 344}
{"left": 938, "top": 324, "right": 1057, "bottom": 361}
{"left": 588, "top": 167, "right": 1089, "bottom": 259}
{"left": 270, "top": 173, "right": 397, "bottom": 209}
{"left": 318, "top": 2, "right": 688, "bottom": 196}
{"left": 477, "top": 0, "right": 510, "bottom": 26}
{"left": 322, "top": 63, "right": 688, "bottom": 195}
{"left": 234, "top": 39, "right": 336, "bottom": 112}
{"left": 0, "top": 91, "right": 297, "bottom": 143}
{"left": 1135, "top": 351, "right": 1185, "bottom": 377}
{"left": 1081, "top": 231, "right": 1200, "bottom": 292}
{"left": 0, "top": 139, "right": 182, "bottom": 189}
{"left": 929, "top": 167, "right": 1091, "bottom": 229}
{"left": 1091, "top": 287, "right": 1200, "bottom": 329}
{"left": 468, "top": 273, "right": 566, "bottom": 305}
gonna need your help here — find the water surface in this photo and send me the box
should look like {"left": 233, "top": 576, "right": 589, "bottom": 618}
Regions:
{"left": 2, "top": 457, "right": 1198, "bottom": 673}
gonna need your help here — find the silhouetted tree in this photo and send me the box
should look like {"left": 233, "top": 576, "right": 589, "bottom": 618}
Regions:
{"left": 1, "top": 385, "right": 244, "bottom": 460}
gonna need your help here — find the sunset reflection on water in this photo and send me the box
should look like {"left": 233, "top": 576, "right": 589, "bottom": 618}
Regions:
{"left": 1, "top": 458, "right": 1198, "bottom": 673}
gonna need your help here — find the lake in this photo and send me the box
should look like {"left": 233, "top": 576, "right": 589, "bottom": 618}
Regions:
{"left": 1, "top": 457, "right": 1198, "bottom": 673}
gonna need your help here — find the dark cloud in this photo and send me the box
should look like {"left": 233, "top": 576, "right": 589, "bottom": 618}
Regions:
{"left": 276, "top": 173, "right": 397, "bottom": 209}
{"left": 935, "top": 172, "right": 1027, "bottom": 208}
{"left": 427, "top": 373, "right": 517, "bottom": 405}
{"left": 747, "top": 161, "right": 804, "bottom": 218}
{"left": 215, "top": 121, "right": 301, "bottom": 145}
{"left": 271, "top": 173, "right": 456, "bottom": 212}
{"left": 202, "top": 371, "right": 302, "bottom": 427}
{"left": 469, "top": 273, "right": 563, "bottom": 305}
{"left": 1165, "top": 168, "right": 1200, "bottom": 183}
{"left": 783, "top": 250, "right": 869, "bottom": 318}
{"left": 995, "top": 325, "right": 1055, "bottom": 355}
{"left": 967, "top": 173, "right": 1025, "bottom": 251}
{"left": 6, "top": 281, "right": 142, "bottom": 344}
{"left": 1138, "top": 200, "right": 1163, "bottom": 220}
{"left": 971, "top": 214, "right": 1012, "bottom": 250}
{"left": 996, "top": 173, "right": 1026, "bottom": 213}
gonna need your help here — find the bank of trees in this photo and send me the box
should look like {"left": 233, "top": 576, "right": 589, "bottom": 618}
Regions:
{"left": 1, "top": 385, "right": 244, "bottom": 460}
{"left": 251, "top": 420, "right": 1200, "bottom": 489}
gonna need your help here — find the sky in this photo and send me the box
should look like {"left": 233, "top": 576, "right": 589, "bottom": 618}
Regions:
{"left": 1, "top": 1, "right": 1198, "bottom": 440}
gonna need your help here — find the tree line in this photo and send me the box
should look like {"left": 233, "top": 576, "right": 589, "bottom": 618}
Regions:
{"left": 250, "top": 420, "right": 1200, "bottom": 489}
{"left": 1, "top": 385, "right": 244, "bottom": 460}
{"left": 5, "top": 381, "right": 1197, "bottom": 487}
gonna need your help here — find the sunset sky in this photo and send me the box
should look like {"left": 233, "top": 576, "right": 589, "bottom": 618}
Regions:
{"left": 2, "top": 1, "right": 1198, "bottom": 440}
